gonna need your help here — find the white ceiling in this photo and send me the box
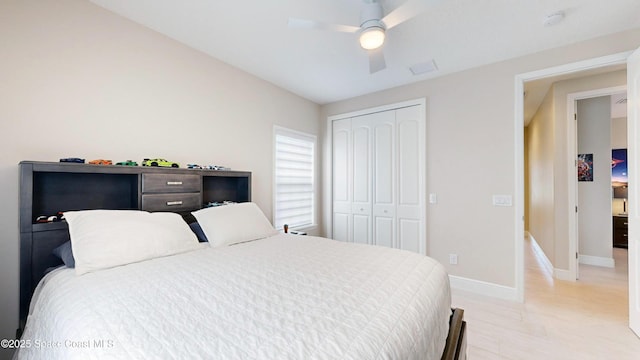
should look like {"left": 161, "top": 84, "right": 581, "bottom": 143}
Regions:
{"left": 89, "top": 0, "right": 640, "bottom": 104}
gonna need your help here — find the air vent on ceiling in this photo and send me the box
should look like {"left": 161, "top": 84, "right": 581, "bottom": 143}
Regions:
{"left": 615, "top": 98, "right": 627, "bottom": 104}
{"left": 410, "top": 59, "right": 438, "bottom": 76}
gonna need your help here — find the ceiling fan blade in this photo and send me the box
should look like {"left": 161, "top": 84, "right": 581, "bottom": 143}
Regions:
{"left": 369, "top": 48, "right": 386, "bottom": 74}
{"left": 381, "top": 0, "right": 444, "bottom": 30}
{"left": 288, "top": 18, "right": 360, "bottom": 33}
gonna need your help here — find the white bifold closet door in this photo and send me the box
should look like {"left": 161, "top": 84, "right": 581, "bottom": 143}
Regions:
{"left": 332, "top": 118, "right": 352, "bottom": 243}
{"left": 332, "top": 105, "right": 424, "bottom": 254}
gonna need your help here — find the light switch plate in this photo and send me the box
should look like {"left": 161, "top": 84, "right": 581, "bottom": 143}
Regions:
{"left": 492, "top": 195, "right": 513, "bottom": 206}
{"left": 429, "top": 193, "right": 437, "bottom": 204}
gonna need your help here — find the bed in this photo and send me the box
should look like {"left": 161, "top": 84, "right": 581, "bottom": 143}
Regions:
{"left": 17, "top": 163, "right": 466, "bottom": 359}
{"left": 17, "top": 232, "right": 460, "bottom": 359}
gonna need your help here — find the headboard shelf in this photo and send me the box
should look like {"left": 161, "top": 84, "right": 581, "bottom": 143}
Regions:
{"left": 18, "top": 161, "right": 251, "bottom": 335}
{"left": 32, "top": 171, "right": 139, "bottom": 221}
{"left": 202, "top": 175, "right": 250, "bottom": 204}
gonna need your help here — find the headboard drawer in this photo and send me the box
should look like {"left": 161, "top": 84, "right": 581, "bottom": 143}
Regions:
{"left": 142, "top": 174, "right": 201, "bottom": 193}
{"left": 141, "top": 193, "right": 201, "bottom": 212}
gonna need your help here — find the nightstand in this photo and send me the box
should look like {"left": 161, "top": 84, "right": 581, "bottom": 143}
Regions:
{"left": 613, "top": 215, "right": 628, "bottom": 248}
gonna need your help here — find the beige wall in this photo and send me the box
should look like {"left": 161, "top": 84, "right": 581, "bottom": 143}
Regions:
{"left": 612, "top": 117, "right": 628, "bottom": 149}
{"left": 0, "top": 0, "right": 320, "bottom": 353}
{"left": 577, "top": 96, "right": 613, "bottom": 260}
{"left": 526, "top": 87, "right": 556, "bottom": 262}
{"left": 322, "top": 29, "right": 640, "bottom": 289}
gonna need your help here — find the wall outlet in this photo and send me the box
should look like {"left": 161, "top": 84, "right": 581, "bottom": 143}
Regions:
{"left": 449, "top": 254, "right": 458, "bottom": 265}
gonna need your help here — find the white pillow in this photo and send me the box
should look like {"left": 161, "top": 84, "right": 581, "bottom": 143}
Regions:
{"left": 191, "top": 202, "right": 278, "bottom": 247}
{"left": 64, "top": 210, "right": 201, "bottom": 275}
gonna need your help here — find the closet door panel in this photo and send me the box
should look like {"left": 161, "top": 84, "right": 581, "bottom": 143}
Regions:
{"left": 351, "top": 116, "right": 373, "bottom": 244}
{"left": 374, "top": 216, "right": 394, "bottom": 248}
{"left": 353, "top": 214, "right": 371, "bottom": 244}
{"left": 333, "top": 213, "right": 351, "bottom": 243}
{"left": 373, "top": 121, "right": 394, "bottom": 205}
{"left": 398, "top": 218, "right": 420, "bottom": 253}
{"left": 396, "top": 105, "right": 425, "bottom": 254}
{"left": 332, "top": 119, "right": 352, "bottom": 241}
{"left": 352, "top": 125, "right": 371, "bottom": 205}
{"left": 397, "top": 107, "right": 421, "bottom": 207}
{"left": 371, "top": 111, "right": 396, "bottom": 247}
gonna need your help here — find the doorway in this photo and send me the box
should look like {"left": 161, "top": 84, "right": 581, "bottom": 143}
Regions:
{"left": 524, "top": 77, "right": 626, "bottom": 281}
{"left": 514, "top": 51, "right": 632, "bottom": 302}
{"left": 573, "top": 90, "right": 627, "bottom": 278}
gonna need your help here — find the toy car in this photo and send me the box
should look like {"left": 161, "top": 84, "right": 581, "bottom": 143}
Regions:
{"left": 207, "top": 165, "right": 231, "bottom": 171}
{"left": 89, "top": 159, "right": 113, "bottom": 165}
{"left": 60, "top": 158, "right": 85, "bottom": 163}
{"left": 35, "top": 211, "right": 65, "bottom": 223}
{"left": 116, "top": 160, "right": 138, "bottom": 166}
{"left": 142, "top": 158, "right": 179, "bottom": 168}
{"left": 187, "top": 164, "right": 204, "bottom": 169}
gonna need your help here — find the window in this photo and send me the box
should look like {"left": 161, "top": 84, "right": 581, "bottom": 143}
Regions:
{"left": 273, "top": 127, "right": 316, "bottom": 231}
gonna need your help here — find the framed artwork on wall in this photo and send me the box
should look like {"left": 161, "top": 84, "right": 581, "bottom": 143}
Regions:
{"left": 578, "top": 153, "right": 593, "bottom": 182}
{"left": 612, "top": 148, "right": 628, "bottom": 214}
{"left": 612, "top": 148, "right": 628, "bottom": 186}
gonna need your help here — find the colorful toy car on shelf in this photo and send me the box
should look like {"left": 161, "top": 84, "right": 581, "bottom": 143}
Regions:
{"left": 60, "top": 158, "right": 85, "bottom": 163}
{"left": 89, "top": 159, "right": 113, "bottom": 165}
{"left": 116, "top": 160, "right": 138, "bottom": 166}
{"left": 142, "top": 158, "right": 179, "bottom": 168}
{"left": 187, "top": 164, "right": 230, "bottom": 170}
{"left": 207, "top": 165, "right": 231, "bottom": 171}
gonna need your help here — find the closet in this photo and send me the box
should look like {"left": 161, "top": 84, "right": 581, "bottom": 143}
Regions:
{"left": 331, "top": 102, "right": 425, "bottom": 254}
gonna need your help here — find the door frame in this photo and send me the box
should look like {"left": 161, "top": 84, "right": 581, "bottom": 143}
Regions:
{"left": 514, "top": 51, "right": 632, "bottom": 302}
{"left": 568, "top": 85, "right": 627, "bottom": 280}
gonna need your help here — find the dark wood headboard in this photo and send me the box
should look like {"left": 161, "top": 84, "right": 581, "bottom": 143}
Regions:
{"left": 18, "top": 161, "right": 251, "bottom": 336}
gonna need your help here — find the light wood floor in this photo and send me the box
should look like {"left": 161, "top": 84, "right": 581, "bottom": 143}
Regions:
{"left": 451, "top": 238, "right": 640, "bottom": 359}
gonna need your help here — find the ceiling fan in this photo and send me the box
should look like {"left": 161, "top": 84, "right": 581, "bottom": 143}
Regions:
{"left": 288, "top": 0, "right": 443, "bottom": 74}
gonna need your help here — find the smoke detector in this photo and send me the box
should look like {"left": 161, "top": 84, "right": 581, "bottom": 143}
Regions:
{"left": 543, "top": 11, "right": 565, "bottom": 27}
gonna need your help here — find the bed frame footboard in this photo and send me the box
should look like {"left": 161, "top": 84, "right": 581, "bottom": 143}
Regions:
{"left": 441, "top": 308, "right": 467, "bottom": 360}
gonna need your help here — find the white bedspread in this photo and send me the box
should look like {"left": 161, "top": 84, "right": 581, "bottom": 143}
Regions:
{"left": 16, "top": 234, "right": 451, "bottom": 360}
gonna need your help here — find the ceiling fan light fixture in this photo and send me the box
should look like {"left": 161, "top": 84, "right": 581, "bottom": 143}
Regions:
{"left": 359, "top": 26, "right": 385, "bottom": 50}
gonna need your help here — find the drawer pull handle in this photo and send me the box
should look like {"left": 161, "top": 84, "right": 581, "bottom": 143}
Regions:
{"left": 624, "top": 222, "right": 628, "bottom": 225}
{"left": 624, "top": 234, "right": 628, "bottom": 237}
{"left": 166, "top": 201, "right": 183, "bottom": 206}
{"left": 167, "top": 181, "right": 183, "bottom": 186}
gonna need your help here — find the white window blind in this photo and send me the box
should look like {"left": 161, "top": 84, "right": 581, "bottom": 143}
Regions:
{"left": 274, "top": 127, "right": 315, "bottom": 231}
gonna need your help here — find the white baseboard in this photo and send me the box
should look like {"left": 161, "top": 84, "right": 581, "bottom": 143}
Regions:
{"left": 528, "top": 233, "right": 554, "bottom": 275}
{"left": 553, "top": 268, "right": 574, "bottom": 281}
{"left": 449, "top": 275, "right": 518, "bottom": 301}
{"left": 528, "top": 233, "right": 578, "bottom": 281}
{"left": 579, "top": 254, "right": 615, "bottom": 268}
